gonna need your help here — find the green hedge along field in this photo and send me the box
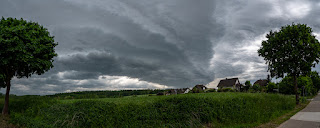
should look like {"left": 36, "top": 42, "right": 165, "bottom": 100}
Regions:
{"left": 0, "top": 93, "right": 295, "bottom": 128}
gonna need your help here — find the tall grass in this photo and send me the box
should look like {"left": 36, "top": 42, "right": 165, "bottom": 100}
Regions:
{"left": 1, "top": 93, "right": 295, "bottom": 128}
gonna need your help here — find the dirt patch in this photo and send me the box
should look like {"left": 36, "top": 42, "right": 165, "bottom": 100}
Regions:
{"left": 0, "top": 115, "right": 18, "bottom": 128}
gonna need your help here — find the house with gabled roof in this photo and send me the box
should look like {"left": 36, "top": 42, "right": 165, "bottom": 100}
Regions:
{"left": 217, "top": 78, "right": 241, "bottom": 91}
{"left": 191, "top": 85, "right": 207, "bottom": 93}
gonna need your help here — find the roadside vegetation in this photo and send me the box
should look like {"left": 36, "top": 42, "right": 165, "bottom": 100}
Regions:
{"left": 0, "top": 93, "right": 295, "bottom": 128}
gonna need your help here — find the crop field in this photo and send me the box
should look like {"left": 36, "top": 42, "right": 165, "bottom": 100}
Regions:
{"left": 0, "top": 92, "right": 296, "bottom": 128}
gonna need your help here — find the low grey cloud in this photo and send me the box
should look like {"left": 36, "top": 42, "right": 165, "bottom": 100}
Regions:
{"left": 1, "top": 0, "right": 320, "bottom": 95}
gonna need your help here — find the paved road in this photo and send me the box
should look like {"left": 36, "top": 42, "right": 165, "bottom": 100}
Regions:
{"left": 278, "top": 93, "right": 320, "bottom": 128}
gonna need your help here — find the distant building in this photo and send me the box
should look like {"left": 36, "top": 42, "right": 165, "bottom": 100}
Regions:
{"left": 192, "top": 85, "right": 207, "bottom": 93}
{"left": 254, "top": 79, "right": 268, "bottom": 87}
{"left": 166, "top": 88, "right": 190, "bottom": 95}
{"left": 217, "top": 78, "right": 241, "bottom": 91}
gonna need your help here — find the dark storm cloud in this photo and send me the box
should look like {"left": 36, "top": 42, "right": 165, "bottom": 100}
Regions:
{"left": 1, "top": 0, "right": 320, "bottom": 95}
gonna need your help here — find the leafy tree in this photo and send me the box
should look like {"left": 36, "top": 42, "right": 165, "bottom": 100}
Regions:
{"left": 0, "top": 17, "right": 57, "bottom": 115}
{"left": 245, "top": 81, "right": 251, "bottom": 86}
{"left": 243, "top": 80, "right": 251, "bottom": 91}
{"left": 279, "top": 75, "right": 317, "bottom": 96}
{"left": 258, "top": 23, "right": 320, "bottom": 104}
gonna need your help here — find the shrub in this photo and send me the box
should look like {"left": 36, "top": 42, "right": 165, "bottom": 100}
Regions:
{"left": 206, "top": 89, "right": 216, "bottom": 92}
{"left": 252, "top": 84, "right": 261, "bottom": 92}
{"left": 221, "top": 88, "right": 235, "bottom": 92}
{"left": 156, "top": 92, "right": 164, "bottom": 95}
{"left": 310, "top": 71, "right": 320, "bottom": 91}
{"left": 267, "top": 82, "right": 277, "bottom": 93}
{"left": 192, "top": 88, "right": 204, "bottom": 93}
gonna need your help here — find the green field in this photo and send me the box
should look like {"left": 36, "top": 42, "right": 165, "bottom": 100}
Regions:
{"left": 0, "top": 92, "right": 296, "bottom": 128}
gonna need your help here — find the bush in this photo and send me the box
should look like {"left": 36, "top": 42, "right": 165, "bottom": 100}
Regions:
{"left": 221, "top": 88, "right": 235, "bottom": 92}
{"left": 299, "top": 76, "right": 315, "bottom": 96}
{"left": 252, "top": 84, "right": 261, "bottom": 92}
{"left": 279, "top": 76, "right": 295, "bottom": 95}
{"left": 192, "top": 88, "right": 204, "bottom": 93}
{"left": 309, "top": 71, "right": 320, "bottom": 91}
{"left": 156, "top": 92, "right": 164, "bottom": 95}
{"left": 267, "top": 82, "right": 277, "bottom": 93}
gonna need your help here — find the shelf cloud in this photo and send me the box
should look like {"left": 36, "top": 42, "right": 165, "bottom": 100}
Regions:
{"left": 1, "top": 0, "right": 320, "bottom": 95}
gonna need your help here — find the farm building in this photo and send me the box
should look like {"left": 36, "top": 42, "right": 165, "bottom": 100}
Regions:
{"left": 217, "top": 78, "right": 241, "bottom": 91}
{"left": 253, "top": 79, "right": 268, "bottom": 87}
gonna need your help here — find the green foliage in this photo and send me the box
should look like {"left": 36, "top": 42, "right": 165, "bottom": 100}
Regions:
{"left": 245, "top": 81, "right": 252, "bottom": 86}
{"left": 220, "top": 88, "right": 236, "bottom": 92}
{"left": 279, "top": 75, "right": 318, "bottom": 96}
{"left": 258, "top": 23, "right": 320, "bottom": 78}
{"left": 191, "top": 87, "right": 204, "bottom": 93}
{"left": 0, "top": 17, "right": 57, "bottom": 83}
{"left": 243, "top": 81, "right": 252, "bottom": 91}
{"left": 0, "top": 74, "right": 5, "bottom": 88}
{"left": 298, "top": 76, "right": 315, "bottom": 96}
{"left": 258, "top": 23, "right": 320, "bottom": 104}
{"left": 0, "top": 17, "right": 58, "bottom": 114}
{"left": 279, "top": 76, "right": 294, "bottom": 95}
{"left": 267, "top": 82, "right": 277, "bottom": 93}
{"left": 309, "top": 71, "right": 320, "bottom": 91}
{"left": 2, "top": 93, "right": 296, "bottom": 128}
{"left": 205, "top": 89, "right": 216, "bottom": 92}
{"left": 252, "top": 84, "right": 261, "bottom": 92}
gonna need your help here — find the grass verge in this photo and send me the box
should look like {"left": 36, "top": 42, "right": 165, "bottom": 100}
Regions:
{"left": 257, "top": 98, "right": 311, "bottom": 128}
{"left": 0, "top": 93, "right": 296, "bottom": 128}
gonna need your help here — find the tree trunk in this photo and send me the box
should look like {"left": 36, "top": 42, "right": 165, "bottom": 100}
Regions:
{"left": 2, "top": 78, "right": 11, "bottom": 115}
{"left": 293, "top": 75, "right": 299, "bottom": 105}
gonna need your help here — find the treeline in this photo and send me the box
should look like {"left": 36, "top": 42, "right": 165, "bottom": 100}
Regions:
{"left": 47, "top": 89, "right": 168, "bottom": 99}
{"left": 240, "top": 71, "right": 320, "bottom": 97}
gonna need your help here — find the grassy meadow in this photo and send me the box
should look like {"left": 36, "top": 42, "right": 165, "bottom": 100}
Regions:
{"left": 0, "top": 92, "right": 296, "bottom": 128}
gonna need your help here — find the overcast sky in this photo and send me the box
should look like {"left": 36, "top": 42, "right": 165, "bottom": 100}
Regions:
{"left": 1, "top": 0, "right": 320, "bottom": 95}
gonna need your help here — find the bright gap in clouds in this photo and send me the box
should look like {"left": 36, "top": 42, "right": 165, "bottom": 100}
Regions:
{"left": 208, "top": 33, "right": 268, "bottom": 88}
{"left": 58, "top": 71, "right": 171, "bottom": 93}
{"left": 269, "top": 0, "right": 311, "bottom": 19}
{"left": 285, "top": 1, "right": 311, "bottom": 19}
{"left": 2, "top": 72, "right": 171, "bottom": 95}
